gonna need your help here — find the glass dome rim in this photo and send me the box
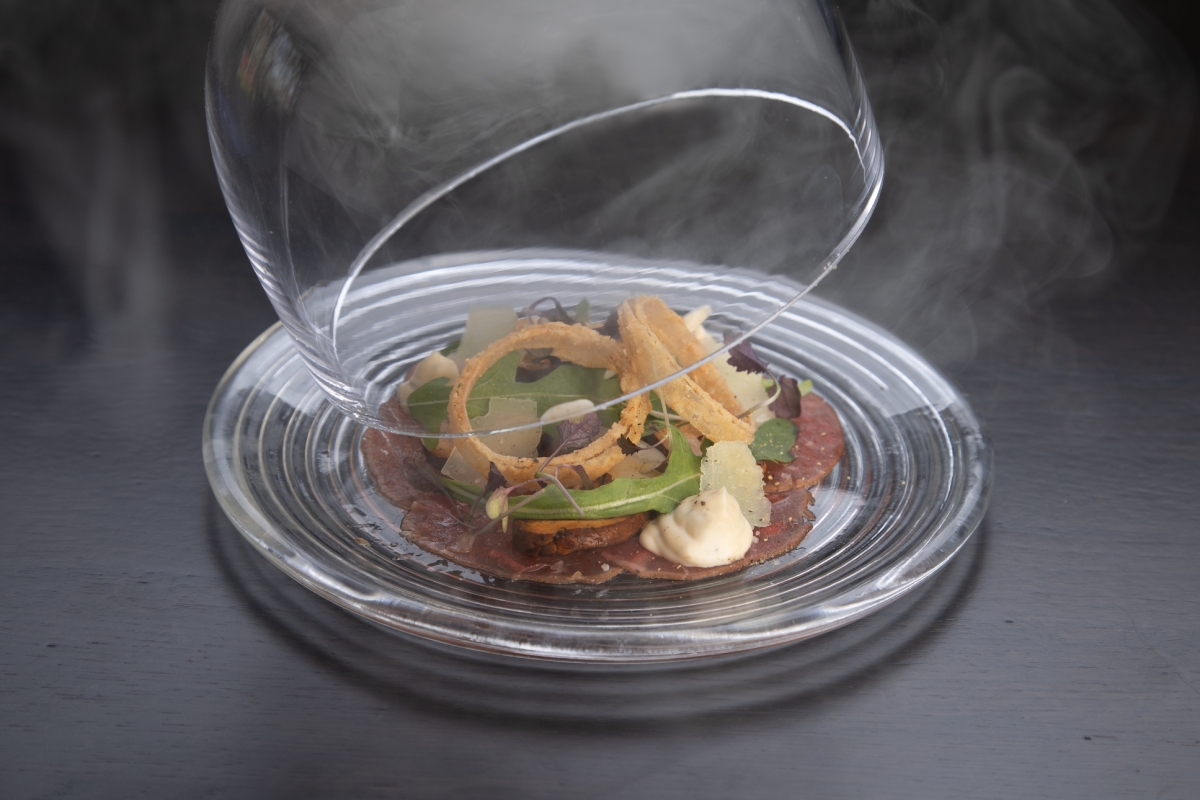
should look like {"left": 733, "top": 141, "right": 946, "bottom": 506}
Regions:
{"left": 330, "top": 87, "right": 884, "bottom": 438}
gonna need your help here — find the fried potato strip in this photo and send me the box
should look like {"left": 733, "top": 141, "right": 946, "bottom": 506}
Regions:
{"left": 618, "top": 297, "right": 754, "bottom": 444}
{"left": 627, "top": 296, "right": 744, "bottom": 416}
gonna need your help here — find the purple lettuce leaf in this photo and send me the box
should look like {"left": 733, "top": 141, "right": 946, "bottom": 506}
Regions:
{"left": 556, "top": 412, "right": 602, "bottom": 452}
{"left": 724, "top": 332, "right": 771, "bottom": 375}
{"left": 769, "top": 376, "right": 802, "bottom": 419}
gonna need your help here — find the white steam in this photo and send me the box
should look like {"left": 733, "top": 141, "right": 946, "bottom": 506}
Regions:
{"left": 825, "top": 0, "right": 1194, "bottom": 365}
{"left": 0, "top": 0, "right": 1193, "bottom": 377}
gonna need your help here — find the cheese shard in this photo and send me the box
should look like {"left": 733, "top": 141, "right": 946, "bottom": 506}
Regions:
{"left": 639, "top": 487, "right": 753, "bottom": 567}
{"left": 695, "top": 327, "right": 722, "bottom": 356}
{"left": 700, "top": 440, "right": 772, "bottom": 526}
{"left": 451, "top": 305, "right": 517, "bottom": 368}
{"left": 472, "top": 397, "right": 541, "bottom": 458}
{"left": 713, "top": 357, "right": 774, "bottom": 425}
{"left": 442, "top": 446, "right": 486, "bottom": 486}
{"left": 686, "top": 307, "right": 774, "bottom": 425}
{"left": 397, "top": 351, "right": 459, "bottom": 410}
{"left": 682, "top": 305, "right": 712, "bottom": 333}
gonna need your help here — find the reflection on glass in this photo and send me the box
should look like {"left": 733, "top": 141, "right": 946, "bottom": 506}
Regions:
{"left": 206, "top": 0, "right": 883, "bottom": 434}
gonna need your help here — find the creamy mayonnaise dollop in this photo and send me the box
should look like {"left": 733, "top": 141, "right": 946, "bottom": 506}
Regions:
{"left": 639, "top": 487, "right": 754, "bottom": 567}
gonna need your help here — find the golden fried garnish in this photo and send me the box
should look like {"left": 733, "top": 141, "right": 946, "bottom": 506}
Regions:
{"left": 447, "top": 322, "right": 650, "bottom": 484}
{"left": 627, "top": 295, "right": 744, "bottom": 416}
{"left": 618, "top": 298, "right": 754, "bottom": 443}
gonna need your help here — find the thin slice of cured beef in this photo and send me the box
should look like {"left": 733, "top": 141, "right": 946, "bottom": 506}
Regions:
{"left": 361, "top": 409, "right": 443, "bottom": 509}
{"left": 598, "top": 488, "right": 815, "bottom": 581}
{"left": 763, "top": 393, "right": 844, "bottom": 494}
{"left": 361, "top": 402, "right": 625, "bottom": 584}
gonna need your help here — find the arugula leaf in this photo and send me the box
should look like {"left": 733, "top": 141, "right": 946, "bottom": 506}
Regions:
{"left": 518, "top": 426, "right": 701, "bottom": 519}
{"left": 749, "top": 418, "right": 798, "bottom": 463}
{"left": 442, "top": 426, "right": 702, "bottom": 519}
{"left": 406, "top": 351, "right": 620, "bottom": 434}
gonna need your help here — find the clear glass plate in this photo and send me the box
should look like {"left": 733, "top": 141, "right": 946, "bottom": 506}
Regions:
{"left": 203, "top": 261, "right": 991, "bottom": 663}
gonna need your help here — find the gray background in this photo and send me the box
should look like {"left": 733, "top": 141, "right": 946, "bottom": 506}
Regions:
{"left": 1, "top": 0, "right": 1197, "bottom": 796}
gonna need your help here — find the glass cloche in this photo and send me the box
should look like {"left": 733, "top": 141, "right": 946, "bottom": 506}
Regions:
{"left": 206, "top": 0, "right": 883, "bottom": 437}
{"left": 203, "top": 0, "right": 992, "bottom": 660}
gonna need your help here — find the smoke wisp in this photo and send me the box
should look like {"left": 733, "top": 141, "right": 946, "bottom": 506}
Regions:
{"left": 827, "top": 0, "right": 1194, "bottom": 366}
{"left": 1, "top": 0, "right": 1194, "bottom": 378}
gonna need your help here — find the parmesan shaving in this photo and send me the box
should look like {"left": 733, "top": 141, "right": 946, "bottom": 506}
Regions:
{"left": 700, "top": 440, "right": 772, "bottom": 526}
{"left": 441, "top": 446, "right": 486, "bottom": 486}
{"left": 472, "top": 397, "right": 541, "bottom": 458}
{"left": 450, "top": 305, "right": 517, "bottom": 368}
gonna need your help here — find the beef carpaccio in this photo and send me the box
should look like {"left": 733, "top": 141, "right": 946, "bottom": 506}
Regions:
{"left": 361, "top": 393, "right": 845, "bottom": 584}
{"left": 763, "top": 392, "right": 845, "bottom": 494}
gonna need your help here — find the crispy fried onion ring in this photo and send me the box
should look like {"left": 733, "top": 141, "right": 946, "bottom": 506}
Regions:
{"left": 447, "top": 322, "right": 651, "bottom": 484}
{"left": 618, "top": 296, "right": 754, "bottom": 443}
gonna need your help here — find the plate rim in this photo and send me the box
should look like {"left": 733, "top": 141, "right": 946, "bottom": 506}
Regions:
{"left": 204, "top": 304, "right": 992, "bottom": 663}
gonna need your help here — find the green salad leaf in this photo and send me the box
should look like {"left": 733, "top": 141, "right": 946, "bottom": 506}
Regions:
{"left": 574, "top": 298, "right": 590, "bottom": 324}
{"left": 443, "top": 425, "right": 701, "bottom": 520}
{"left": 749, "top": 417, "right": 798, "bottom": 463}
{"left": 406, "top": 351, "right": 621, "bottom": 434}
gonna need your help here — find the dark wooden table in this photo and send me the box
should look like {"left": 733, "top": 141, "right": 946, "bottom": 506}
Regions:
{"left": 2, "top": 2, "right": 1198, "bottom": 797}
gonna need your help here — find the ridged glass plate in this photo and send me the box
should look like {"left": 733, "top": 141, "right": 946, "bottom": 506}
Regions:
{"left": 204, "top": 264, "right": 991, "bottom": 662}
